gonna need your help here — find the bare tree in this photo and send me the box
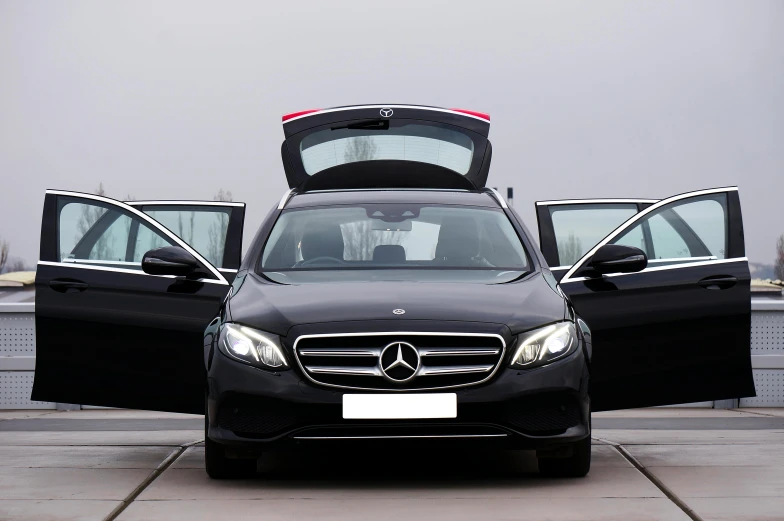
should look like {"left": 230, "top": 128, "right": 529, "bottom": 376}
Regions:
{"left": 557, "top": 232, "right": 583, "bottom": 266}
{"left": 344, "top": 136, "right": 378, "bottom": 162}
{"left": 775, "top": 234, "right": 784, "bottom": 280}
{"left": 0, "top": 238, "right": 8, "bottom": 273}
{"left": 207, "top": 189, "right": 233, "bottom": 266}
{"left": 342, "top": 222, "right": 403, "bottom": 261}
{"left": 6, "top": 258, "right": 29, "bottom": 273}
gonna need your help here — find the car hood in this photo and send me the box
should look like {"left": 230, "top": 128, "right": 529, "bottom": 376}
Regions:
{"left": 228, "top": 272, "right": 565, "bottom": 337}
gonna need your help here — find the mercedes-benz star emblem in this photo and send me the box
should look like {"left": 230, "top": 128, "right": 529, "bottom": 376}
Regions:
{"left": 392, "top": 309, "right": 405, "bottom": 315}
{"left": 379, "top": 341, "right": 420, "bottom": 382}
{"left": 379, "top": 107, "right": 394, "bottom": 118}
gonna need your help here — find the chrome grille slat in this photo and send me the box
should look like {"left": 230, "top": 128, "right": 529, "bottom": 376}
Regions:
{"left": 299, "top": 348, "right": 381, "bottom": 357}
{"left": 419, "top": 365, "right": 494, "bottom": 375}
{"left": 306, "top": 366, "right": 382, "bottom": 376}
{"left": 419, "top": 348, "right": 501, "bottom": 357}
{"left": 293, "top": 332, "right": 506, "bottom": 391}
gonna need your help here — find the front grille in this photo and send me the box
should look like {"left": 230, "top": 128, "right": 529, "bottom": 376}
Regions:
{"left": 294, "top": 333, "right": 505, "bottom": 390}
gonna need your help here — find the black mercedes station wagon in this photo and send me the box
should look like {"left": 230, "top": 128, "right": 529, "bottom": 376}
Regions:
{"left": 32, "top": 105, "right": 755, "bottom": 479}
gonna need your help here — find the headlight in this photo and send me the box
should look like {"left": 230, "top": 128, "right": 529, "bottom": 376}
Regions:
{"left": 510, "top": 322, "right": 577, "bottom": 368}
{"left": 218, "top": 323, "right": 289, "bottom": 370}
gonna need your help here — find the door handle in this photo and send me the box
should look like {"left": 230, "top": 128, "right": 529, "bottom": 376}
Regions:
{"left": 698, "top": 275, "right": 737, "bottom": 290}
{"left": 49, "top": 279, "right": 89, "bottom": 293}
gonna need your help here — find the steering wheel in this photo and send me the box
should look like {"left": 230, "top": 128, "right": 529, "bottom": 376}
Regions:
{"left": 298, "top": 256, "right": 347, "bottom": 267}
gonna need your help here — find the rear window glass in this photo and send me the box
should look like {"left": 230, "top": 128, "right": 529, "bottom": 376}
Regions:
{"left": 300, "top": 124, "right": 475, "bottom": 176}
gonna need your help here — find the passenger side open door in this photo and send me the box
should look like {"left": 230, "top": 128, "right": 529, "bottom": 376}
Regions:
{"left": 553, "top": 187, "right": 755, "bottom": 410}
{"left": 31, "top": 191, "right": 245, "bottom": 413}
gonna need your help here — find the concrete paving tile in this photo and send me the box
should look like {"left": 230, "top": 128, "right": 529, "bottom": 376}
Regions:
{"left": 46, "top": 410, "right": 203, "bottom": 420}
{"left": 119, "top": 498, "right": 691, "bottom": 521}
{"left": 625, "top": 443, "right": 784, "bottom": 467}
{"left": 0, "top": 445, "right": 173, "bottom": 469}
{"left": 593, "top": 429, "right": 784, "bottom": 445}
{"left": 736, "top": 407, "right": 784, "bottom": 418}
{"left": 0, "top": 467, "right": 150, "bottom": 500}
{"left": 0, "top": 430, "right": 202, "bottom": 446}
{"left": 140, "top": 466, "right": 662, "bottom": 500}
{"left": 0, "top": 411, "right": 58, "bottom": 420}
{"left": 648, "top": 466, "right": 784, "bottom": 498}
{"left": 685, "top": 497, "right": 784, "bottom": 521}
{"left": 170, "top": 446, "right": 204, "bottom": 469}
{"left": 594, "top": 408, "right": 758, "bottom": 418}
{"left": 591, "top": 445, "right": 633, "bottom": 467}
{"left": 0, "top": 500, "right": 121, "bottom": 521}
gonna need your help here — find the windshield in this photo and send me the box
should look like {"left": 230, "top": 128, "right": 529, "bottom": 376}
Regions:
{"left": 300, "top": 123, "right": 475, "bottom": 176}
{"left": 258, "top": 204, "right": 530, "bottom": 284}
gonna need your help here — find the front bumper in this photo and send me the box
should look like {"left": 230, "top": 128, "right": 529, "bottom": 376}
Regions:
{"left": 206, "top": 345, "right": 590, "bottom": 452}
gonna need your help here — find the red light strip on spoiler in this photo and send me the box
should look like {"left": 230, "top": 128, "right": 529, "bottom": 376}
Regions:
{"left": 450, "top": 108, "right": 490, "bottom": 121}
{"left": 282, "top": 109, "right": 321, "bottom": 122}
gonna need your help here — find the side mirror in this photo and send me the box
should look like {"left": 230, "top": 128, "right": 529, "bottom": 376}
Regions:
{"left": 142, "top": 246, "right": 200, "bottom": 277}
{"left": 588, "top": 244, "right": 647, "bottom": 275}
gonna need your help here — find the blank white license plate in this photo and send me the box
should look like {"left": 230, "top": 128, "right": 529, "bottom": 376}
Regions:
{"left": 342, "top": 393, "right": 457, "bottom": 419}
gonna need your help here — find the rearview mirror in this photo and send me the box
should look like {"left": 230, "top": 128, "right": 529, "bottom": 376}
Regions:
{"left": 142, "top": 246, "right": 200, "bottom": 277}
{"left": 588, "top": 244, "right": 647, "bottom": 275}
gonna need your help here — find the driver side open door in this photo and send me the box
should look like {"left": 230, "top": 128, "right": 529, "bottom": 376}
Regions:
{"left": 31, "top": 191, "right": 245, "bottom": 413}
{"left": 546, "top": 187, "right": 755, "bottom": 411}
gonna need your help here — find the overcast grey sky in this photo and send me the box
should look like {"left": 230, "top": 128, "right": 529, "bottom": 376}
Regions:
{"left": 1, "top": 0, "right": 782, "bottom": 267}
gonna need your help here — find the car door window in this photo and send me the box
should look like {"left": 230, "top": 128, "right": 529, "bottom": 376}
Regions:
{"left": 612, "top": 194, "right": 727, "bottom": 264}
{"left": 137, "top": 207, "right": 233, "bottom": 268}
{"left": 59, "top": 200, "right": 174, "bottom": 269}
{"left": 549, "top": 204, "right": 639, "bottom": 265}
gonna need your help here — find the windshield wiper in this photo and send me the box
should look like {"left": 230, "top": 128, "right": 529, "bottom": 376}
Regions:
{"left": 331, "top": 119, "right": 389, "bottom": 131}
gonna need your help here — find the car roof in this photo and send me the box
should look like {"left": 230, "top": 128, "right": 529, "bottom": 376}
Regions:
{"left": 283, "top": 189, "right": 505, "bottom": 210}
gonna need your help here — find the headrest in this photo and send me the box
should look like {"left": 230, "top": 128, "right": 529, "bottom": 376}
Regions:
{"left": 435, "top": 216, "right": 479, "bottom": 261}
{"left": 373, "top": 244, "right": 406, "bottom": 264}
{"left": 300, "top": 224, "right": 345, "bottom": 261}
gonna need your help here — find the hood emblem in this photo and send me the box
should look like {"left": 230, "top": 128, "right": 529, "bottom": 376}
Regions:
{"left": 379, "top": 342, "right": 420, "bottom": 382}
{"left": 380, "top": 107, "right": 394, "bottom": 118}
{"left": 392, "top": 309, "right": 405, "bottom": 315}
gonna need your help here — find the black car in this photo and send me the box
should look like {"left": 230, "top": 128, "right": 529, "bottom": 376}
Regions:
{"left": 32, "top": 104, "right": 755, "bottom": 479}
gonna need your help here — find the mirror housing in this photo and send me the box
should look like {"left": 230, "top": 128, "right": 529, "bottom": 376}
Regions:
{"left": 588, "top": 244, "right": 648, "bottom": 276}
{"left": 142, "top": 246, "right": 200, "bottom": 277}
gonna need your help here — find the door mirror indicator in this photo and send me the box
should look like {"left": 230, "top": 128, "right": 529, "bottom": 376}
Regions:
{"left": 142, "top": 246, "right": 201, "bottom": 277}
{"left": 588, "top": 244, "right": 647, "bottom": 276}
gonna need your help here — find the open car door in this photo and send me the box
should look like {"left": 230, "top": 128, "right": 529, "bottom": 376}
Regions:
{"left": 31, "top": 190, "right": 245, "bottom": 413}
{"left": 535, "top": 198, "right": 656, "bottom": 281}
{"left": 553, "top": 187, "right": 755, "bottom": 410}
{"left": 280, "top": 105, "right": 493, "bottom": 191}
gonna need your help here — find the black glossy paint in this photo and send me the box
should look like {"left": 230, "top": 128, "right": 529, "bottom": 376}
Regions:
{"left": 562, "top": 260, "right": 754, "bottom": 411}
{"left": 31, "top": 192, "right": 238, "bottom": 413}
{"left": 34, "top": 182, "right": 754, "bottom": 441}
{"left": 228, "top": 271, "right": 565, "bottom": 337}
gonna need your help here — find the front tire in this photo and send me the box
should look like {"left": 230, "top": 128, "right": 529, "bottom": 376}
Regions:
{"left": 205, "top": 414, "right": 257, "bottom": 479}
{"left": 537, "top": 435, "right": 591, "bottom": 478}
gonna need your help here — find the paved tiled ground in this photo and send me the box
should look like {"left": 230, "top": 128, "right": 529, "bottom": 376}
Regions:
{"left": 0, "top": 408, "right": 783, "bottom": 521}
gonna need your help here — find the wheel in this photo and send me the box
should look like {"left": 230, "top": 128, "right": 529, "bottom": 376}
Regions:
{"left": 537, "top": 435, "right": 591, "bottom": 478}
{"left": 204, "top": 414, "right": 257, "bottom": 479}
